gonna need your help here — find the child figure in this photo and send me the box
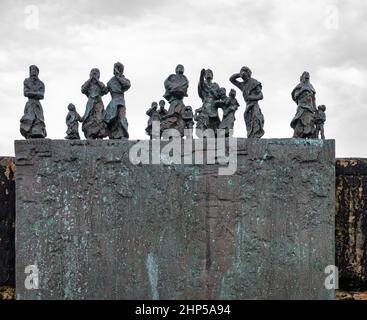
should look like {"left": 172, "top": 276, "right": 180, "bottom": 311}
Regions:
{"left": 182, "top": 105, "right": 194, "bottom": 138}
{"left": 158, "top": 100, "right": 168, "bottom": 118}
{"left": 145, "top": 102, "right": 160, "bottom": 139}
{"left": 315, "top": 105, "right": 326, "bottom": 139}
{"left": 194, "top": 106, "right": 209, "bottom": 138}
{"left": 65, "top": 103, "right": 82, "bottom": 140}
{"left": 219, "top": 89, "right": 239, "bottom": 137}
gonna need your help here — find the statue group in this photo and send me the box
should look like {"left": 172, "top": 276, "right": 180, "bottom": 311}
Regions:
{"left": 20, "top": 64, "right": 327, "bottom": 141}
{"left": 194, "top": 68, "right": 240, "bottom": 138}
{"left": 145, "top": 65, "right": 262, "bottom": 139}
{"left": 80, "top": 63, "right": 130, "bottom": 140}
{"left": 290, "top": 72, "right": 326, "bottom": 139}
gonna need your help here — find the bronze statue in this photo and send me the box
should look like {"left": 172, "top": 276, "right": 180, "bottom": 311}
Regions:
{"left": 65, "top": 103, "right": 82, "bottom": 140}
{"left": 230, "top": 66, "right": 265, "bottom": 138}
{"left": 182, "top": 105, "right": 194, "bottom": 138}
{"left": 81, "top": 68, "right": 108, "bottom": 139}
{"left": 198, "top": 69, "right": 221, "bottom": 132}
{"left": 160, "top": 64, "right": 189, "bottom": 137}
{"left": 194, "top": 106, "right": 209, "bottom": 138}
{"left": 315, "top": 105, "right": 326, "bottom": 139}
{"left": 290, "top": 72, "right": 317, "bottom": 138}
{"left": 158, "top": 100, "right": 168, "bottom": 118}
{"left": 20, "top": 65, "right": 47, "bottom": 139}
{"left": 145, "top": 101, "right": 160, "bottom": 139}
{"left": 105, "top": 62, "right": 131, "bottom": 139}
{"left": 219, "top": 89, "right": 239, "bottom": 137}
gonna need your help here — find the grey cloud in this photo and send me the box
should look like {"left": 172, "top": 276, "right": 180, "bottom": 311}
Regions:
{"left": 0, "top": 0, "right": 367, "bottom": 156}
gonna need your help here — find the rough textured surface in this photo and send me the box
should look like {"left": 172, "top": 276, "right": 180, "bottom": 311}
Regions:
{"left": 15, "top": 139, "right": 335, "bottom": 300}
{"left": 0, "top": 158, "right": 15, "bottom": 287}
{"left": 0, "top": 286, "right": 15, "bottom": 300}
{"left": 336, "top": 290, "right": 367, "bottom": 300}
{"left": 336, "top": 159, "right": 367, "bottom": 290}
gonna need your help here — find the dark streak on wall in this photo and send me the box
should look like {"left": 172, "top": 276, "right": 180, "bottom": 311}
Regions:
{"left": 336, "top": 159, "right": 367, "bottom": 290}
{"left": 0, "top": 157, "right": 15, "bottom": 287}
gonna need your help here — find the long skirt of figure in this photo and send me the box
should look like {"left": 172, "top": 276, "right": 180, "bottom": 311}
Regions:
{"left": 82, "top": 101, "right": 107, "bottom": 139}
{"left": 107, "top": 106, "right": 129, "bottom": 139}
{"left": 208, "top": 116, "right": 221, "bottom": 134}
{"left": 219, "top": 112, "right": 235, "bottom": 137}
{"left": 160, "top": 100, "right": 186, "bottom": 137}
{"left": 244, "top": 103, "right": 264, "bottom": 138}
{"left": 20, "top": 100, "right": 47, "bottom": 138}
{"left": 161, "top": 116, "right": 186, "bottom": 137}
{"left": 291, "top": 108, "right": 315, "bottom": 138}
{"left": 66, "top": 122, "right": 80, "bottom": 140}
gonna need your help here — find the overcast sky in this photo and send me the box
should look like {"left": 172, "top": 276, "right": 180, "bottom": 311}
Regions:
{"left": 0, "top": 0, "right": 366, "bottom": 157}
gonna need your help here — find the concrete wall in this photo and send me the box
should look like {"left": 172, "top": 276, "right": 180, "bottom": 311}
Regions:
{"left": 336, "top": 159, "right": 367, "bottom": 290}
{"left": 0, "top": 158, "right": 15, "bottom": 287}
{"left": 15, "top": 139, "right": 335, "bottom": 300}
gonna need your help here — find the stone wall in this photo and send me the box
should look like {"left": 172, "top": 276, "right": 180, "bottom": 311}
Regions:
{"left": 336, "top": 159, "right": 367, "bottom": 290}
{"left": 0, "top": 158, "right": 15, "bottom": 288}
{"left": 15, "top": 139, "right": 335, "bottom": 300}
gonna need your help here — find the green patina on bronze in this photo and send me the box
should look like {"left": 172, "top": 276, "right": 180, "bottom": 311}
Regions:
{"left": 14, "top": 139, "right": 335, "bottom": 300}
{"left": 2, "top": 149, "right": 367, "bottom": 297}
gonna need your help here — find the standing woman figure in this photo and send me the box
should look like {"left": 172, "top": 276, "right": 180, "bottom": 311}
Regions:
{"left": 81, "top": 68, "right": 108, "bottom": 139}
{"left": 230, "top": 66, "right": 265, "bottom": 138}
{"left": 290, "top": 71, "right": 317, "bottom": 138}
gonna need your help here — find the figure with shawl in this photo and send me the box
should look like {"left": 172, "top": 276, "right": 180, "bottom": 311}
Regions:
{"left": 290, "top": 71, "right": 317, "bottom": 138}
{"left": 160, "top": 64, "right": 189, "bottom": 137}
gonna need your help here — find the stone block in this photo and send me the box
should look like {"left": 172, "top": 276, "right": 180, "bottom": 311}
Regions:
{"left": 15, "top": 139, "right": 335, "bottom": 300}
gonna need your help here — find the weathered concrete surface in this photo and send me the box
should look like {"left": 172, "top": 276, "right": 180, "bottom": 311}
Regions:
{"left": 0, "top": 158, "right": 15, "bottom": 288}
{"left": 336, "top": 159, "right": 367, "bottom": 290}
{"left": 15, "top": 139, "right": 335, "bottom": 300}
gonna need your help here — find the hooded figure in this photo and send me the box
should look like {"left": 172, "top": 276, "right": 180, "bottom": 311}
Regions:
{"left": 290, "top": 71, "right": 317, "bottom": 138}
